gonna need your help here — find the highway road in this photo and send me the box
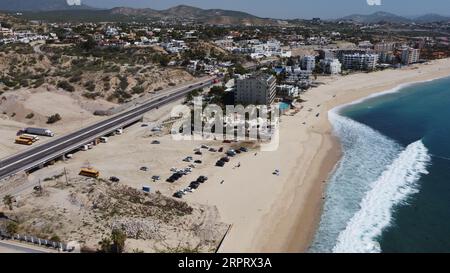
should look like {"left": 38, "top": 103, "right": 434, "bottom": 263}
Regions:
{"left": 0, "top": 77, "right": 215, "bottom": 181}
{"left": 0, "top": 240, "right": 49, "bottom": 253}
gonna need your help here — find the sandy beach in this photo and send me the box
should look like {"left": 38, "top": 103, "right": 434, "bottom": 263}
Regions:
{"left": 202, "top": 58, "right": 450, "bottom": 252}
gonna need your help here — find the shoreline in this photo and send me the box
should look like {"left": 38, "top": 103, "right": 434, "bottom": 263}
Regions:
{"left": 212, "top": 58, "right": 450, "bottom": 253}
{"left": 296, "top": 59, "right": 450, "bottom": 252}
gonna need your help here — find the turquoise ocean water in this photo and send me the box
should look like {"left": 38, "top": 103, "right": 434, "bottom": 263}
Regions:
{"left": 310, "top": 76, "right": 450, "bottom": 253}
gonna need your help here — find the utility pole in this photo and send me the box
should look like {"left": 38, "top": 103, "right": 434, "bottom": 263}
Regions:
{"left": 64, "top": 168, "right": 69, "bottom": 185}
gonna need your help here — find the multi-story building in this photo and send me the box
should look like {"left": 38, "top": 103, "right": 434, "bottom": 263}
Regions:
{"left": 378, "top": 51, "right": 395, "bottom": 64}
{"left": 319, "top": 49, "right": 335, "bottom": 60}
{"left": 235, "top": 73, "right": 276, "bottom": 106}
{"left": 300, "top": 55, "right": 316, "bottom": 71}
{"left": 320, "top": 58, "right": 342, "bottom": 75}
{"left": 276, "top": 85, "right": 299, "bottom": 99}
{"left": 401, "top": 47, "right": 420, "bottom": 65}
{"left": 341, "top": 53, "right": 378, "bottom": 71}
{"left": 0, "top": 23, "right": 13, "bottom": 37}
{"left": 374, "top": 42, "right": 396, "bottom": 53}
{"left": 214, "top": 38, "right": 234, "bottom": 51}
{"left": 358, "top": 40, "right": 374, "bottom": 50}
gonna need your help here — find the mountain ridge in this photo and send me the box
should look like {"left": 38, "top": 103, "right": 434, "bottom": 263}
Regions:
{"left": 339, "top": 11, "right": 450, "bottom": 23}
{"left": 1, "top": 2, "right": 449, "bottom": 25}
{"left": 0, "top": 0, "right": 92, "bottom": 11}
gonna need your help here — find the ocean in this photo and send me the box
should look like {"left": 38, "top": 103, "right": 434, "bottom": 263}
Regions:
{"left": 310, "top": 76, "right": 450, "bottom": 253}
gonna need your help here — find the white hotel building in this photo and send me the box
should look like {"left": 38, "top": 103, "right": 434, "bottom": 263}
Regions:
{"left": 235, "top": 74, "right": 277, "bottom": 106}
{"left": 342, "top": 53, "right": 378, "bottom": 71}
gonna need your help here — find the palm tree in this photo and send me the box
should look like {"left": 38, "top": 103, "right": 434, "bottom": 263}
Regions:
{"left": 3, "top": 195, "right": 13, "bottom": 211}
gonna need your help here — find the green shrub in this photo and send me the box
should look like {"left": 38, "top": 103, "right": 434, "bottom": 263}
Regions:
{"left": 84, "top": 80, "right": 96, "bottom": 92}
{"left": 131, "top": 85, "right": 144, "bottom": 94}
{"left": 57, "top": 81, "right": 75, "bottom": 92}
{"left": 47, "top": 113, "right": 62, "bottom": 124}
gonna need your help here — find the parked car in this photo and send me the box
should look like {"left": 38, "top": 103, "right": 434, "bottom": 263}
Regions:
{"left": 197, "top": 176, "right": 208, "bottom": 183}
{"left": 239, "top": 147, "right": 248, "bottom": 152}
{"left": 216, "top": 160, "right": 225, "bottom": 167}
{"left": 173, "top": 191, "right": 183, "bottom": 198}
{"left": 189, "top": 181, "right": 200, "bottom": 189}
{"left": 183, "top": 156, "right": 193, "bottom": 162}
{"left": 151, "top": 175, "right": 160, "bottom": 181}
{"left": 140, "top": 166, "right": 149, "bottom": 172}
{"left": 109, "top": 176, "right": 120, "bottom": 182}
{"left": 166, "top": 177, "right": 176, "bottom": 183}
{"left": 220, "top": 157, "right": 230, "bottom": 162}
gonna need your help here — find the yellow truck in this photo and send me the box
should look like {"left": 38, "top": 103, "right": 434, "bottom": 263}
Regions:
{"left": 18, "top": 134, "right": 39, "bottom": 143}
{"left": 79, "top": 168, "right": 100, "bottom": 178}
{"left": 15, "top": 137, "right": 33, "bottom": 146}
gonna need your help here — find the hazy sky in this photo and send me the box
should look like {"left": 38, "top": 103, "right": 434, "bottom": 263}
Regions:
{"left": 82, "top": 0, "right": 450, "bottom": 19}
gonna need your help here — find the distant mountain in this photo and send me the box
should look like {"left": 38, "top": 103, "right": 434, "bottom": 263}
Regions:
{"left": 340, "top": 11, "right": 411, "bottom": 24}
{"left": 412, "top": 13, "right": 450, "bottom": 23}
{"left": 19, "top": 4, "right": 278, "bottom": 25}
{"left": 0, "top": 0, "right": 92, "bottom": 11}
{"left": 110, "top": 5, "right": 277, "bottom": 25}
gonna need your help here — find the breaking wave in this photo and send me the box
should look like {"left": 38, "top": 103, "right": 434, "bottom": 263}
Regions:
{"left": 310, "top": 110, "right": 431, "bottom": 253}
{"left": 333, "top": 140, "right": 431, "bottom": 253}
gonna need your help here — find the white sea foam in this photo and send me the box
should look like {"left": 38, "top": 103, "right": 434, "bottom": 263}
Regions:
{"left": 332, "top": 140, "right": 430, "bottom": 253}
{"left": 310, "top": 110, "right": 431, "bottom": 253}
{"left": 309, "top": 112, "right": 401, "bottom": 252}
{"left": 309, "top": 78, "right": 440, "bottom": 253}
